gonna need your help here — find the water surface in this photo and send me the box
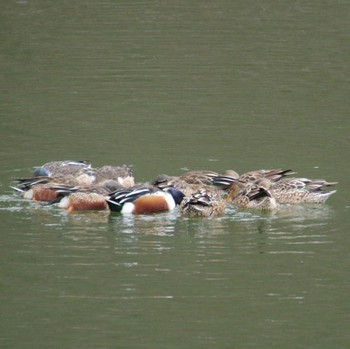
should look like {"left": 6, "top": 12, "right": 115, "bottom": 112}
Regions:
{"left": 1, "top": 1, "right": 349, "bottom": 348}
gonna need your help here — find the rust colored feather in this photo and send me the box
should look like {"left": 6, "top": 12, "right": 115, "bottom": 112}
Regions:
{"left": 68, "top": 193, "right": 108, "bottom": 212}
{"left": 32, "top": 187, "right": 59, "bottom": 202}
{"left": 133, "top": 195, "right": 169, "bottom": 214}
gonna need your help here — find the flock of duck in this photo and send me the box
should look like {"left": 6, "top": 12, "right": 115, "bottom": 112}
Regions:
{"left": 11, "top": 160, "right": 337, "bottom": 217}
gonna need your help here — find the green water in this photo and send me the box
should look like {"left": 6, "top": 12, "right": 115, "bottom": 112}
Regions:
{"left": 1, "top": 1, "right": 349, "bottom": 348}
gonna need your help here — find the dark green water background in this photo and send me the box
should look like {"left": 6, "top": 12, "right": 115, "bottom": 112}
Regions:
{"left": 1, "top": 1, "right": 349, "bottom": 348}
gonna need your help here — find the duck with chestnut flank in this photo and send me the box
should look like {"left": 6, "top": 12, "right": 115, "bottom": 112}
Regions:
{"left": 106, "top": 186, "right": 185, "bottom": 214}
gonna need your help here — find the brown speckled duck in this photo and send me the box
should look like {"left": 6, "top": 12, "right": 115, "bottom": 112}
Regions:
{"left": 180, "top": 189, "right": 226, "bottom": 217}
{"left": 271, "top": 177, "right": 337, "bottom": 204}
{"left": 226, "top": 178, "right": 277, "bottom": 210}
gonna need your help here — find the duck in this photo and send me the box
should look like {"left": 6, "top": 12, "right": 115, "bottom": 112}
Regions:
{"left": 226, "top": 178, "right": 278, "bottom": 210}
{"left": 214, "top": 172, "right": 337, "bottom": 206}
{"left": 11, "top": 175, "right": 82, "bottom": 202}
{"left": 212, "top": 168, "right": 294, "bottom": 189}
{"left": 32, "top": 160, "right": 95, "bottom": 185}
{"left": 153, "top": 170, "right": 228, "bottom": 198}
{"left": 180, "top": 189, "right": 226, "bottom": 217}
{"left": 106, "top": 186, "right": 185, "bottom": 214}
{"left": 93, "top": 165, "right": 134, "bottom": 188}
{"left": 50, "top": 180, "right": 122, "bottom": 212}
{"left": 271, "top": 177, "right": 337, "bottom": 204}
{"left": 11, "top": 164, "right": 134, "bottom": 204}
{"left": 11, "top": 160, "right": 95, "bottom": 200}
{"left": 238, "top": 168, "right": 295, "bottom": 183}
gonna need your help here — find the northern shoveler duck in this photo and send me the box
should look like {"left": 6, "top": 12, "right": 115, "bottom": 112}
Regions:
{"left": 12, "top": 163, "right": 134, "bottom": 203}
{"left": 11, "top": 175, "right": 82, "bottom": 202}
{"left": 213, "top": 168, "right": 295, "bottom": 189}
{"left": 224, "top": 178, "right": 277, "bottom": 210}
{"left": 58, "top": 192, "right": 110, "bottom": 212}
{"left": 43, "top": 180, "right": 122, "bottom": 212}
{"left": 93, "top": 165, "right": 134, "bottom": 188}
{"left": 106, "top": 186, "right": 185, "bottom": 214}
{"left": 154, "top": 170, "right": 219, "bottom": 187}
{"left": 153, "top": 170, "right": 228, "bottom": 197}
{"left": 32, "top": 160, "right": 95, "bottom": 185}
{"left": 11, "top": 160, "right": 95, "bottom": 199}
{"left": 214, "top": 172, "right": 337, "bottom": 205}
{"left": 180, "top": 189, "right": 226, "bottom": 217}
{"left": 271, "top": 177, "right": 337, "bottom": 204}
{"left": 238, "top": 168, "right": 295, "bottom": 183}
{"left": 45, "top": 165, "right": 134, "bottom": 212}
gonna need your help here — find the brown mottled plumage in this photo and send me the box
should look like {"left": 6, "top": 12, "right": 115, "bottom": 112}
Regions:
{"left": 12, "top": 163, "right": 134, "bottom": 208}
{"left": 214, "top": 170, "right": 337, "bottom": 206}
{"left": 238, "top": 169, "right": 295, "bottom": 183}
{"left": 271, "top": 178, "right": 337, "bottom": 204}
{"left": 213, "top": 168, "right": 294, "bottom": 191}
{"left": 153, "top": 170, "right": 228, "bottom": 198}
{"left": 180, "top": 189, "right": 226, "bottom": 217}
{"left": 228, "top": 178, "right": 277, "bottom": 210}
{"left": 94, "top": 165, "right": 134, "bottom": 188}
{"left": 32, "top": 160, "right": 94, "bottom": 179}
